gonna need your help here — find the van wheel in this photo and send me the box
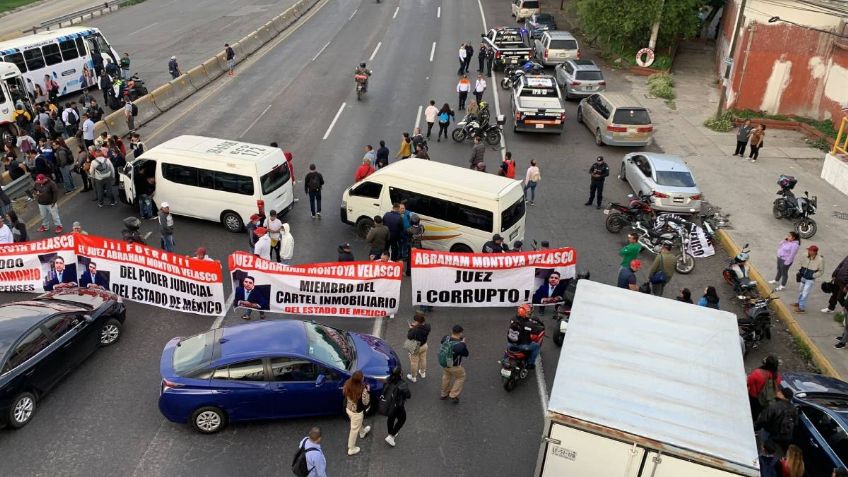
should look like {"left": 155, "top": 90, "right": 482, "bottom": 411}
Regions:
{"left": 355, "top": 217, "right": 374, "bottom": 239}
{"left": 450, "top": 244, "right": 473, "bottom": 253}
{"left": 221, "top": 211, "right": 244, "bottom": 233}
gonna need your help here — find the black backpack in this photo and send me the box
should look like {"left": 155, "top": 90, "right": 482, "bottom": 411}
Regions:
{"left": 291, "top": 440, "right": 319, "bottom": 477}
{"left": 377, "top": 381, "right": 399, "bottom": 416}
{"left": 131, "top": 103, "right": 139, "bottom": 117}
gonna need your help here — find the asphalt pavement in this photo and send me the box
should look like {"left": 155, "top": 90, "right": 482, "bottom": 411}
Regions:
{"left": 0, "top": 0, "right": 804, "bottom": 475}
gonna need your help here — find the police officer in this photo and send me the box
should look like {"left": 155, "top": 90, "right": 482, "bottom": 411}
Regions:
{"left": 482, "top": 234, "right": 508, "bottom": 253}
{"left": 585, "top": 155, "right": 609, "bottom": 209}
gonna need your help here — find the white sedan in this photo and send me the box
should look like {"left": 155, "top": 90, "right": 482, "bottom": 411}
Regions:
{"left": 617, "top": 152, "right": 702, "bottom": 213}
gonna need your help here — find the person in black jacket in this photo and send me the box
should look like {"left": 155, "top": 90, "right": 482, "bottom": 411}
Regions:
{"left": 755, "top": 388, "right": 798, "bottom": 454}
{"left": 383, "top": 367, "right": 411, "bottom": 447}
{"left": 440, "top": 325, "right": 469, "bottom": 403}
{"left": 406, "top": 312, "right": 431, "bottom": 382}
{"left": 463, "top": 43, "right": 474, "bottom": 74}
{"left": 482, "top": 234, "right": 508, "bottom": 253}
{"left": 375, "top": 140, "right": 390, "bottom": 168}
{"left": 382, "top": 203, "right": 404, "bottom": 260}
{"left": 824, "top": 255, "right": 848, "bottom": 313}
{"left": 338, "top": 243, "right": 355, "bottom": 262}
{"left": 585, "top": 155, "right": 610, "bottom": 209}
{"left": 507, "top": 304, "right": 544, "bottom": 369}
{"left": 303, "top": 164, "right": 324, "bottom": 219}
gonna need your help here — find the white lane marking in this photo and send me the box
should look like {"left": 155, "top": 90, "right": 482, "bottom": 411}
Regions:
{"left": 535, "top": 356, "right": 549, "bottom": 414}
{"left": 127, "top": 22, "right": 159, "bottom": 37}
{"left": 211, "top": 289, "right": 235, "bottom": 329}
{"left": 349, "top": 8, "right": 357, "bottom": 20}
{"left": 414, "top": 105, "right": 422, "bottom": 130}
{"left": 393, "top": 6, "right": 399, "bottom": 18}
{"left": 437, "top": 6, "right": 441, "bottom": 18}
{"left": 369, "top": 41, "right": 382, "bottom": 61}
{"left": 239, "top": 103, "right": 273, "bottom": 138}
{"left": 323, "top": 102, "right": 346, "bottom": 140}
{"left": 371, "top": 316, "right": 384, "bottom": 338}
{"left": 429, "top": 41, "right": 436, "bottom": 62}
{"left": 476, "top": 0, "right": 487, "bottom": 30}
{"left": 475, "top": 0, "right": 507, "bottom": 158}
{"left": 311, "top": 41, "right": 331, "bottom": 62}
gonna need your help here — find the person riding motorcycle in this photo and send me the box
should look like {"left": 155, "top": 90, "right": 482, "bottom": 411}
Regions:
{"left": 731, "top": 252, "right": 750, "bottom": 280}
{"left": 506, "top": 304, "right": 544, "bottom": 370}
{"left": 354, "top": 62, "right": 372, "bottom": 92}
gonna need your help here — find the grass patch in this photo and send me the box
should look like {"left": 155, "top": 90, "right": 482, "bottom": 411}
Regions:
{"left": 0, "top": 0, "right": 40, "bottom": 13}
{"left": 121, "top": 0, "right": 147, "bottom": 5}
{"left": 835, "top": 312, "right": 845, "bottom": 324}
{"left": 732, "top": 109, "right": 837, "bottom": 139}
{"left": 647, "top": 72, "right": 676, "bottom": 100}
{"left": 807, "top": 137, "right": 831, "bottom": 152}
{"left": 599, "top": 41, "right": 673, "bottom": 71}
{"left": 793, "top": 336, "right": 814, "bottom": 362}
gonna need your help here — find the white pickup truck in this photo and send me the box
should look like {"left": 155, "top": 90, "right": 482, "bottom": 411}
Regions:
{"left": 511, "top": 74, "right": 565, "bottom": 134}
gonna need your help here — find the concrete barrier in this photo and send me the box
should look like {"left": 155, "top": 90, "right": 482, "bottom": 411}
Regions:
{"left": 237, "top": 33, "right": 263, "bottom": 56}
{"left": 186, "top": 64, "right": 212, "bottom": 90}
{"left": 202, "top": 55, "right": 226, "bottom": 80}
{"left": 103, "top": 109, "right": 130, "bottom": 138}
{"left": 270, "top": 11, "right": 291, "bottom": 32}
{"left": 256, "top": 24, "right": 275, "bottom": 45}
{"left": 132, "top": 94, "right": 161, "bottom": 126}
{"left": 151, "top": 75, "right": 196, "bottom": 112}
{"left": 716, "top": 229, "right": 841, "bottom": 378}
{"left": 93, "top": 120, "right": 109, "bottom": 142}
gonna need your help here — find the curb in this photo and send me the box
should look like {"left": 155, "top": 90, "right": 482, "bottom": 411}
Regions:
{"left": 716, "top": 229, "right": 841, "bottom": 378}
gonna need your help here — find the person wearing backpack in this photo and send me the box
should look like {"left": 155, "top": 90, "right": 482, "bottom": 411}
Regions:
{"left": 755, "top": 388, "right": 798, "bottom": 454}
{"left": 303, "top": 164, "right": 324, "bottom": 219}
{"left": 54, "top": 140, "right": 75, "bottom": 192}
{"left": 292, "top": 426, "right": 326, "bottom": 477}
{"left": 91, "top": 153, "right": 116, "bottom": 207}
{"left": 436, "top": 103, "right": 454, "bottom": 143}
{"left": 747, "top": 354, "right": 782, "bottom": 421}
{"left": 406, "top": 312, "right": 431, "bottom": 382}
{"left": 342, "top": 370, "right": 371, "bottom": 456}
{"left": 439, "top": 325, "right": 469, "bottom": 404}
{"left": 379, "top": 367, "right": 411, "bottom": 447}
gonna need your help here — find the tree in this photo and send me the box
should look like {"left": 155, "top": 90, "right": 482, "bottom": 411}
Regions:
{"left": 575, "top": 0, "right": 701, "bottom": 50}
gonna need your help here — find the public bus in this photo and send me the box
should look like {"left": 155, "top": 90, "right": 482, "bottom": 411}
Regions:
{"left": 0, "top": 27, "right": 120, "bottom": 100}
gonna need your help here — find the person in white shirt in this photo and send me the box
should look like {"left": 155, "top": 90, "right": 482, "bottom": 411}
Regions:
{"left": 474, "top": 74, "right": 487, "bottom": 106}
{"left": 457, "top": 43, "right": 467, "bottom": 75}
{"left": 266, "top": 210, "right": 283, "bottom": 262}
{"left": 61, "top": 106, "right": 78, "bottom": 130}
{"left": 0, "top": 220, "right": 12, "bottom": 244}
{"left": 81, "top": 114, "right": 95, "bottom": 148}
{"left": 424, "top": 100, "right": 439, "bottom": 140}
{"left": 279, "top": 223, "right": 294, "bottom": 265}
{"left": 253, "top": 227, "right": 271, "bottom": 261}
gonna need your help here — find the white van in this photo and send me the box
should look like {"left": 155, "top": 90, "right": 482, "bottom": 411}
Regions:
{"left": 119, "top": 135, "right": 294, "bottom": 232}
{"left": 340, "top": 159, "right": 526, "bottom": 253}
{"left": 512, "top": 0, "right": 540, "bottom": 21}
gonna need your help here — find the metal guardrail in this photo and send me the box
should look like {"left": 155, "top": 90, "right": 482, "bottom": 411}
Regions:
{"left": 833, "top": 116, "right": 848, "bottom": 156}
{"left": 21, "top": 1, "right": 126, "bottom": 35}
{"left": 1, "top": 174, "right": 34, "bottom": 201}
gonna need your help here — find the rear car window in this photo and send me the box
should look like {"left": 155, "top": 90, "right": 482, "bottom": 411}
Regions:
{"left": 260, "top": 163, "right": 291, "bottom": 195}
{"left": 496, "top": 33, "right": 526, "bottom": 45}
{"left": 613, "top": 108, "right": 651, "bottom": 125}
{"left": 522, "top": 1, "right": 539, "bottom": 7}
{"left": 575, "top": 71, "right": 603, "bottom": 81}
{"left": 173, "top": 333, "right": 211, "bottom": 376}
{"left": 549, "top": 39, "right": 577, "bottom": 50}
{"left": 655, "top": 171, "right": 696, "bottom": 187}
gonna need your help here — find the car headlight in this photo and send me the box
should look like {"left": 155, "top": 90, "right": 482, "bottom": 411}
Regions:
{"left": 340, "top": 200, "right": 347, "bottom": 209}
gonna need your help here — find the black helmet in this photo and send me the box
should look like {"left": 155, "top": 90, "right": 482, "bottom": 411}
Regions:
{"left": 123, "top": 216, "right": 141, "bottom": 230}
{"left": 359, "top": 62, "right": 366, "bottom": 68}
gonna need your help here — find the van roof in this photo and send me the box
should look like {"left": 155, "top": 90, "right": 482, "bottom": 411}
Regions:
{"left": 598, "top": 92, "right": 645, "bottom": 109}
{"left": 367, "top": 159, "right": 519, "bottom": 199}
{"left": 0, "top": 27, "right": 99, "bottom": 53}
{"left": 148, "top": 135, "right": 279, "bottom": 164}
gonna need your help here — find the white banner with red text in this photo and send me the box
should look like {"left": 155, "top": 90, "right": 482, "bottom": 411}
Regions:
{"left": 410, "top": 247, "right": 577, "bottom": 307}
{"left": 0, "top": 235, "right": 77, "bottom": 293}
{"left": 228, "top": 252, "right": 402, "bottom": 318}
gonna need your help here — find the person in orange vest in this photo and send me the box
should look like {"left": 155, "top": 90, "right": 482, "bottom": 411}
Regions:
{"left": 456, "top": 74, "right": 470, "bottom": 110}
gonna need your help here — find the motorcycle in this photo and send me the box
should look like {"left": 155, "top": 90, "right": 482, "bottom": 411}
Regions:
{"left": 722, "top": 243, "right": 758, "bottom": 297}
{"left": 739, "top": 295, "right": 776, "bottom": 355}
{"left": 124, "top": 73, "right": 148, "bottom": 100}
{"left": 632, "top": 215, "right": 695, "bottom": 274}
{"left": 107, "top": 73, "right": 149, "bottom": 109}
{"left": 550, "top": 271, "right": 590, "bottom": 347}
{"left": 500, "top": 60, "right": 544, "bottom": 89}
{"left": 500, "top": 326, "right": 544, "bottom": 391}
{"left": 604, "top": 192, "right": 655, "bottom": 234}
{"left": 451, "top": 116, "right": 502, "bottom": 145}
{"left": 772, "top": 175, "right": 817, "bottom": 239}
{"left": 354, "top": 72, "right": 370, "bottom": 100}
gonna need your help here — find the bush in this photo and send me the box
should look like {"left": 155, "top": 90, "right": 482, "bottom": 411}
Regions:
{"left": 647, "top": 73, "right": 675, "bottom": 100}
{"left": 703, "top": 112, "right": 734, "bottom": 132}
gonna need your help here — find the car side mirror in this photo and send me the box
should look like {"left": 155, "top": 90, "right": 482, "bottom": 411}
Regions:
{"left": 315, "top": 374, "right": 326, "bottom": 387}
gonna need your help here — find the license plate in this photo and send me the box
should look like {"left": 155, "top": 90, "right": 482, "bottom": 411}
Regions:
{"left": 535, "top": 123, "right": 544, "bottom": 129}
{"left": 603, "top": 209, "right": 610, "bottom": 215}
{"left": 510, "top": 59, "right": 518, "bottom": 64}
{"left": 500, "top": 368, "right": 512, "bottom": 378}
{"left": 585, "top": 86, "right": 597, "bottom": 91}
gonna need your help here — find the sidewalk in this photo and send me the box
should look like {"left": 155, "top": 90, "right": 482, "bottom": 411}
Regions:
{"left": 629, "top": 41, "right": 848, "bottom": 377}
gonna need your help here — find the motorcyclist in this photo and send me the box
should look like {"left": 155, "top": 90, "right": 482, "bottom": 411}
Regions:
{"left": 506, "top": 304, "right": 544, "bottom": 369}
{"left": 731, "top": 251, "right": 750, "bottom": 281}
{"left": 354, "top": 62, "right": 372, "bottom": 92}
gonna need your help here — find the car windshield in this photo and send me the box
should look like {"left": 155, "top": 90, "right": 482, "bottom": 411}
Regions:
{"left": 613, "top": 108, "right": 651, "bottom": 125}
{"left": 260, "top": 163, "right": 291, "bottom": 195}
{"left": 575, "top": 71, "right": 603, "bottom": 81}
{"left": 655, "top": 170, "right": 696, "bottom": 187}
{"left": 304, "top": 322, "right": 354, "bottom": 370}
{"left": 173, "top": 332, "right": 212, "bottom": 376}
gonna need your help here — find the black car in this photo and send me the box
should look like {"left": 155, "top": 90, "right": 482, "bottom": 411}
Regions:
{"left": 0, "top": 287, "right": 126, "bottom": 429}
{"left": 525, "top": 13, "right": 557, "bottom": 39}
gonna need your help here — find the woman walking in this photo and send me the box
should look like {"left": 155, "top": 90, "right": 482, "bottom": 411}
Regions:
{"left": 383, "top": 367, "right": 411, "bottom": 447}
{"left": 523, "top": 159, "right": 540, "bottom": 205}
{"left": 697, "top": 286, "right": 720, "bottom": 309}
{"left": 769, "top": 231, "right": 800, "bottom": 291}
{"left": 437, "top": 103, "right": 454, "bottom": 142}
{"left": 791, "top": 245, "right": 824, "bottom": 314}
{"left": 748, "top": 124, "right": 766, "bottom": 163}
{"left": 343, "top": 370, "right": 371, "bottom": 456}
{"left": 406, "top": 312, "right": 431, "bottom": 383}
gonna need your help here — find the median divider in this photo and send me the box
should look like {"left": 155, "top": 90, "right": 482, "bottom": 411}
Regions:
{"left": 236, "top": 33, "right": 263, "bottom": 57}
{"left": 716, "top": 229, "right": 841, "bottom": 378}
{"left": 132, "top": 94, "right": 161, "bottom": 126}
{"left": 186, "top": 64, "right": 212, "bottom": 90}
{"left": 93, "top": 120, "right": 109, "bottom": 141}
{"left": 103, "top": 109, "right": 130, "bottom": 138}
{"left": 256, "top": 24, "right": 276, "bottom": 44}
{"left": 202, "top": 54, "right": 226, "bottom": 79}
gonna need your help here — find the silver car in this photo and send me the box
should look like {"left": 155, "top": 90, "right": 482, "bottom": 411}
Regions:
{"left": 555, "top": 59, "right": 606, "bottom": 99}
{"left": 618, "top": 153, "right": 703, "bottom": 213}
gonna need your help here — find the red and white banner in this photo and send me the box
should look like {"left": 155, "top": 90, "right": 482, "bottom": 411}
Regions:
{"left": 410, "top": 247, "right": 577, "bottom": 307}
{"left": 0, "top": 235, "right": 77, "bottom": 293}
{"left": 228, "top": 252, "right": 402, "bottom": 318}
{"left": 75, "top": 234, "right": 225, "bottom": 315}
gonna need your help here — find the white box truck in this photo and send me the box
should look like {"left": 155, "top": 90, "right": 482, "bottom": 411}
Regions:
{"left": 535, "top": 280, "right": 760, "bottom": 477}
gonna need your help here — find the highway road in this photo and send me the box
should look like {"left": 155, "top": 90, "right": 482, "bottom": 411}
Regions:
{"left": 0, "top": 0, "right": 793, "bottom": 475}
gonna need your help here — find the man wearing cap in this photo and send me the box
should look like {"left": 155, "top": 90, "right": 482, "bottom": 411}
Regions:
{"left": 792, "top": 245, "right": 824, "bottom": 314}
{"left": 440, "top": 324, "right": 469, "bottom": 403}
{"left": 246, "top": 214, "right": 262, "bottom": 253}
{"left": 168, "top": 56, "right": 180, "bottom": 79}
{"left": 482, "top": 234, "right": 508, "bottom": 253}
{"left": 253, "top": 226, "right": 271, "bottom": 261}
{"left": 617, "top": 259, "right": 641, "bottom": 291}
{"left": 338, "top": 243, "right": 355, "bottom": 262}
{"left": 34, "top": 174, "right": 63, "bottom": 233}
{"left": 158, "top": 202, "right": 175, "bottom": 252}
{"left": 585, "top": 156, "right": 609, "bottom": 209}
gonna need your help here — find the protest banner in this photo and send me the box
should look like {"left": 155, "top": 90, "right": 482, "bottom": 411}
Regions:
{"left": 75, "top": 234, "right": 225, "bottom": 315}
{"left": 411, "top": 247, "right": 577, "bottom": 307}
{"left": 228, "top": 252, "right": 402, "bottom": 318}
{"left": 0, "top": 235, "right": 77, "bottom": 293}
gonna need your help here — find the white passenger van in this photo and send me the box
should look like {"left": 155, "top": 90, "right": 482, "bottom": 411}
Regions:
{"left": 119, "top": 135, "right": 294, "bottom": 232}
{"left": 341, "top": 159, "right": 526, "bottom": 253}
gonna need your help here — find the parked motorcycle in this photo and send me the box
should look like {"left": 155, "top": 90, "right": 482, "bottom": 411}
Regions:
{"left": 722, "top": 243, "right": 758, "bottom": 297}
{"left": 604, "top": 192, "right": 655, "bottom": 234}
{"left": 501, "top": 60, "right": 544, "bottom": 89}
{"left": 772, "top": 175, "right": 817, "bottom": 239}
{"left": 451, "top": 116, "right": 502, "bottom": 145}
{"left": 550, "top": 271, "right": 590, "bottom": 347}
{"left": 697, "top": 201, "right": 732, "bottom": 246}
{"left": 500, "top": 317, "right": 544, "bottom": 392}
{"left": 739, "top": 295, "right": 776, "bottom": 355}
{"left": 632, "top": 215, "right": 695, "bottom": 274}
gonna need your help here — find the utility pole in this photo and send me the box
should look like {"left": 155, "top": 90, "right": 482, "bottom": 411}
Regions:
{"left": 715, "top": 0, "right": 748, "bottom": 119}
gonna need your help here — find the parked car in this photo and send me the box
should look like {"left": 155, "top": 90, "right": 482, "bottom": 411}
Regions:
{"left": 533, "top": 31, "right": 579, "bottom": 66}
{"left": 511, "top": 0, "right": 540, "bottom": 21}
{"left": 576, "top": 92, "right": 654, "bottom": 146}
{"left": 618, "top": 152, "right": 702, "bottom": 213}
{"left": 781, "top": 372, "right": 848, "bottom": 476}
{"left": 555, "top": 59, "right": 606, "bottom": 99}
{"left": 159, "top": 320, "right": 401, "bottom": 433}
{"left": 524, "top": 12, "right": 557, "bottom": 39}
{"left": 0, "top": 288, "right": 126, "bottom": 429}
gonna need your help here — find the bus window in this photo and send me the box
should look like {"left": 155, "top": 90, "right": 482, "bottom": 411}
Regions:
{"left": 76, "top": 37, "right": 87, "bottom": 57}
{"left": 23, "top": 48, "right": 45, "bottom": 71}
{"left": 3, "top": 53, "right": 27, "bottom": 73}
{"left": 42, "top": 44, "right": 63, "bottom": 66}
{"left": 59, "top": 40, "right": 79, "bottom": 61}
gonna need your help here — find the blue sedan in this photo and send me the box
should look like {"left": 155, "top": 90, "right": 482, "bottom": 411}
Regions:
{"left": 781, "top": 372, "right": 848, "bottom": 476}
{"left": 158, "top": 320, "right": 400, "bottom": 433}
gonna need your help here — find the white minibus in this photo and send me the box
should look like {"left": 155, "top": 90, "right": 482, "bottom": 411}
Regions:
{"left": 119, "top": 135, "right": 294, "bottom": 232}
{"left": 341, "top": 159, "right": 526, "bottom": 252}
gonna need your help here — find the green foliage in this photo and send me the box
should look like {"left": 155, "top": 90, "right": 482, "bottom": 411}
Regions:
{"left": 793, "top": 336, "right": 813, "bottom": 363}
{"left": 732, "top": 109, "right": 837, "bottom": 139}
{"left": 575, "top": 0, "right": 701, "bottom": 51}
{"left": 0, "top": 0, "right": 40, "bottom": 13}
{"left": 647, "top": 73, "right": 675, "bottom": 100}
{"left": 703, "top": 111, "right": 734, "bottom": 132}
